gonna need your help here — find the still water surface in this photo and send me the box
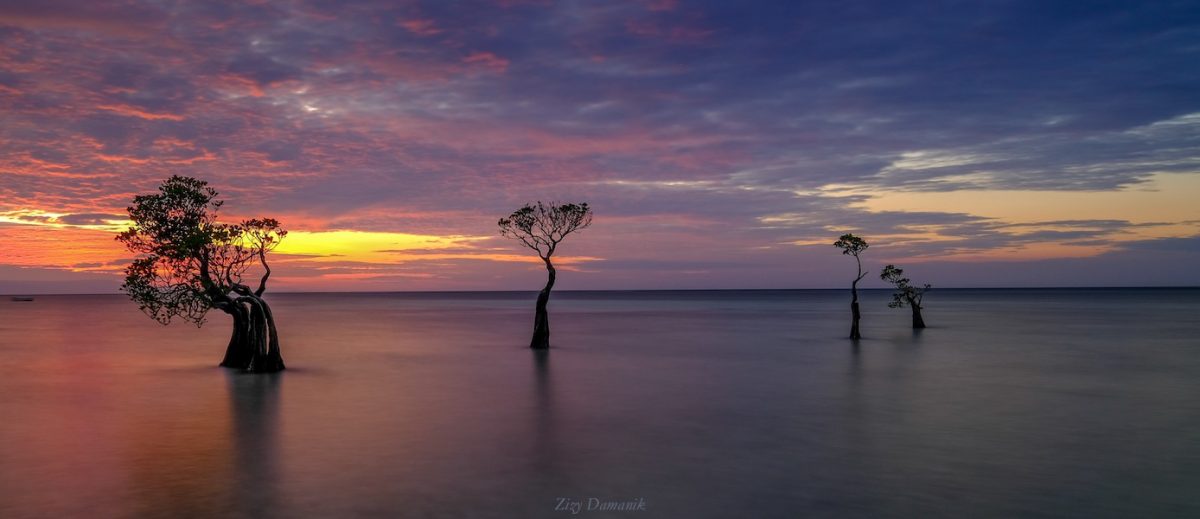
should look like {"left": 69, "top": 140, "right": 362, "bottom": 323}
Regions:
{"left": 0, "top": 289, "right": 1197, "bottom": 518}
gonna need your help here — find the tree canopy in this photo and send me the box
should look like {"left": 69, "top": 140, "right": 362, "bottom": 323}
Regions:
{"left": 115, "top": 176, "right": 286, "bottom": 326}
{"left": 880, "top": 264, "right": 930, "bottom": 309}
{"left": 498, "top": 201, "right": 592, "bottom": 260}
{"left": 833, "top": 233, "right": 869, "bottom": 258}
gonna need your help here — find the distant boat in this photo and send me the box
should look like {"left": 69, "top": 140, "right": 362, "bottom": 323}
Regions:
{"left": 10, "top": 297, "right": 34, "bottom": 302}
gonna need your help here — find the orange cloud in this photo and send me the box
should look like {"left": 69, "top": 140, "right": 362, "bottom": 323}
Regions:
{"left": 0, "top": 225, "right": 125, "bottom": 271}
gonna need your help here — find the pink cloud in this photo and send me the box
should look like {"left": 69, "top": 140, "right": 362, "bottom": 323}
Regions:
{"left": 0, "top": 2, "right": 167, "bottom": 38}
{"left": 95, "top": 104, "right": 185, "bottom": 121}
{"left": 398, "top": 18, "right": 442, "bottom": 36}
{"left": 462, "top": 51, "right": 510, "bottom": 73}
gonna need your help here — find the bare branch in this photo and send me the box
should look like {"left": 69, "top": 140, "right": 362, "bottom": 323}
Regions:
{"left": 499, "top": 201, "right": 592, "bottom": 260}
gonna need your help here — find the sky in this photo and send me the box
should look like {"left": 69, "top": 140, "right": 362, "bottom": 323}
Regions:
{"left": 1, "top": 0, "right": 1199, "bottom": 293}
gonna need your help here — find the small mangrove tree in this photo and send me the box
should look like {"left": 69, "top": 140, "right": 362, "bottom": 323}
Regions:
{"left": 499, "top": 201, "right": 592, "bottom": 349}
{"left": 881, "top": 264, "right": 930, "bottom": 329}
{"left": 833, "top": 233, "right": 869, "bottom": 339}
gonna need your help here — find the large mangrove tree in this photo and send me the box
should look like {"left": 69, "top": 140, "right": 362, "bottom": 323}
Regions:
{"left": 117, "top": 176, "right": 288, "bottom": 372}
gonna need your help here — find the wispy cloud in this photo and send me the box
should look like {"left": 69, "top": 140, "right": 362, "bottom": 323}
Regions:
{"left": 1, "top": 0, "right": 1198, "bottom": 290}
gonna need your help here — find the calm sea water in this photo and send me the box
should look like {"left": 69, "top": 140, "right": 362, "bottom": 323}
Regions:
{"left": 0, "top": 289, "right": 1197, "bottom": 518}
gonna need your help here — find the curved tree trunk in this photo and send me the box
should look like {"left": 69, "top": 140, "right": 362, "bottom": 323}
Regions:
{"left": 202, "top": 255, "right": 285, "bottom": 373}
{"left": 220, "top": 303, "right": 252, "bottom": 369}
{"left": 219, "top": 296, "right": 285, "bottom": 373}
{"left": 849, "top": 279, "right": 862, "bottom": 339}
{"left": 244, "top": 298, "right": 267, "bottom": 372}
{"left": 259, "top": 299, "right": 285, "bottom": 371}
{"left": 531, "top": 258, "right": 556, "bottom": 349}
{"left": 911, "top": 305, "right": 926, "bottom": 329}
{"left": 244, "top": 297, "right": 284, "bottom": 373}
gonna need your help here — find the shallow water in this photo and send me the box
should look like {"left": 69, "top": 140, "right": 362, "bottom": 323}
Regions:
{"left": 0, "top": 289, "right": 1197, "bottom": 518}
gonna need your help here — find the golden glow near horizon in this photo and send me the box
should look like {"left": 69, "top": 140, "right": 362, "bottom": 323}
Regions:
{"left": 274, "top": 229, "right": 598, "bottom": 265}
{"left": 842, "top": 173, "right": 1200, "bottom": 231}
{"left": 0, "top": 217, "right": 600, "bottom": 280}
{"left": 2, "top": 172, "right": 1194, "bottom": 280}
{"left": 784, "top": 172, "right": 1200, "bottom": 261}
{"left": 275, "top": 230, "right": 487, "bottom": 261}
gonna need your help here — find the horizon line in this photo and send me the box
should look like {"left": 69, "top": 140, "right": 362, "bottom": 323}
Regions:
{"left": 4, "top": 286, "right": 1198, "bottom": 297}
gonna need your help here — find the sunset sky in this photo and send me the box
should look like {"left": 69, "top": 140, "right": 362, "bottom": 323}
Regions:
{"left": 1, "top": 0, "right": 1198, "bottom": 293}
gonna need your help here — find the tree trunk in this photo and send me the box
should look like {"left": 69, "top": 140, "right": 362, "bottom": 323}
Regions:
{"left": 531, "top": 258, "right": 556, "bottom": 349}
{"left": 849, "top": 279, "right": 862, "bottom": 339}
{"left": 245, "top": 299, "right": 264, "bottom": 369}
{"left": 245, "top": 297, "right": 285, "bottom": 373}
{"left": 220, "top": 304, "right": 252, "bottom": 369}
{"left": 911, "top": 305, "right": 926, "bottom": 329}
{"left": 220, "top": 296, "right": 285, "bottom": 373}
{"left": 259, "top": 299, "right": 286, "bottom": 371}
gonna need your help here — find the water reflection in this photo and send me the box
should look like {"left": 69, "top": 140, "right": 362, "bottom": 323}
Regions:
{"left": 124, "top": 374, "right": 231, "bottom": 517}
{"left": 227, "top": 371, "right": 282, "bottom": 518}
{"left": 121, "top": 371, "right": 282, "bottom": 517}
{"left": 530, "top": 350, "right": 562, "bottom": 477}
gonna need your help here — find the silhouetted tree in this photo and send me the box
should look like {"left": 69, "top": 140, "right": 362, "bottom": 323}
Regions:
{"left": 499, "top": 202, "right": 592, "bottom": 349}
{"left": 881, "top": 264, "right": 930, "bottom": 329}
{"left": 833, "top": 234, "right": 869, "bottom": 339}
{"left": 116, "top": 176, "right": 288, "bottom": 372}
